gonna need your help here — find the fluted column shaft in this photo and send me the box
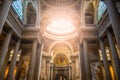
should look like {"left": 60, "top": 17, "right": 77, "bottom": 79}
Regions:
{"left": 79, "top": 44, "right": 86, "bottom": 80}
{"left": 99, "top": 39, "right": 112, "bottom": 80}
{"left": 7, "top": 40, "right": 21, "bottom": 80}
{"left": 105, "top": 0, "right": 120, "bottom": 51}
{"left": 83, "top": 39, "right": 92, "bottom": 80}
{"left": 107, "top": 30, "right": 120, "bottom": 79}
{"left": 27, "top": 39, "right": 37, "bottom": 80}
{"left": 33, "top": 45, "right": 41, "bottom": 80}
{"left": 0, "top": 31, "right": 12, "bottom": 74}
{"left": 0, "top": 0, "right": 12, "bottom": 34}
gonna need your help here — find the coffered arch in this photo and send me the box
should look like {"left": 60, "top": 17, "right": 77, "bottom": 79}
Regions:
{"left": 49, "top": 41, "right": 73, "bottom": 54}
{"left": 50, "top": 42, "right": 72, "bottom": 63}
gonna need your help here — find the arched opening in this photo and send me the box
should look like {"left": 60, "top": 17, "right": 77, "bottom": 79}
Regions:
{"left": 85, "top": 2, "right": 94, "bottom": 24}
{"left": 49, "top": 43, "right": 72, "bottom": 80}
{"left": 26, "top": 2, "right": 37, "bottom": 24}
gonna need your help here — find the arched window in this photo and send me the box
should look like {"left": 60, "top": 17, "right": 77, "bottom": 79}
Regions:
{"left": 26, "top": 2, "right": 36, "bottom": 24}
{"left": 85, "top": 3, "right": 94, "bottom": 24}
{"left": 98, "top": 1, "right": 106, "bottom": 21}
{"left": 12, "top": 0, "right": 23, "bottom": 20}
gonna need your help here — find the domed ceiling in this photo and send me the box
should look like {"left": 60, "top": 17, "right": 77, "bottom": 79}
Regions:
{"left": 40, "top": 0, "right": 81, "bottom": 54}
{"left": 46, "top": 19, "right": 75, "bottom": 35}
{"left": 41, "top": 8, "right": 81, "bottom": 40}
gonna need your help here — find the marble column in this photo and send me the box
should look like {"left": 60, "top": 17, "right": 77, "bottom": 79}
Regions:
{"left": 44, "top": 58, "right": 46, "bottom": 79}
{"left": 0, "top": 49, "right": 11, "bottom": 80}
{"left": 27, "top": 39, "right": 37, "bottom": 80}
{"left": 33, "top": 45, "right": 41, "bottom": 80}
{"left": 48, "top": 60, "right": 50, "bottom": 80}
{"left": 83, "top": 39, "right": 92, "bottom": 80}
{"left": 79, "top": 44, "right": 86, "bottom": 80}
{"left": 50, "top": 63, "right": 53, "bottom": 80}
{"left": 15, "top": 51, "right": 24, "bottom": 80}
{"left": 0, "top": 31, "right": 12, "bottom": 74}
{"left": 99, "top": 39, "right": 112, "bottom": 80}
{"left": 104, "top": 0, "right": 120, "bottom": 50}
{"left": 46, "top": 59, "right": 50, "bottom": 80}
{"left": 38, "top": 46, "right": 43, "bottom": 79}
{"left": 69, "top": 63, "right": 72, "bottom": 80}
{"left": 7, "top": 39, "right": 21, "bottom": 80}
{"left": 107, "top": 30, "right": 120, "bottom": 79}
{"left": 0, "top": 0, "right": 12, "bottom": 34}
{"left": 72, "top": 59, "right": 76, "bottom": 80}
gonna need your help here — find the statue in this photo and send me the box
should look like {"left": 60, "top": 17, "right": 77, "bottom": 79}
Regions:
{"left": 90, "top": 62, "right": 101, "bottom": 80}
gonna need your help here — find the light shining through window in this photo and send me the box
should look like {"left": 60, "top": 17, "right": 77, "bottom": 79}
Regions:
{"left": 12, "top": 0, "right": 23, "bottom": 20}
{"left": 98, "top": 1, "right": 107, "bottom": 21}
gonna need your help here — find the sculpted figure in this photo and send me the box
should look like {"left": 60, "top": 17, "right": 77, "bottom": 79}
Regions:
{"left": 91, "top": 62, "right": 100, "bottom": 80}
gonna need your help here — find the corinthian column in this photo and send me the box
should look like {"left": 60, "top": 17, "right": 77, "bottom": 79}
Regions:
{"left": 33, "top": 45, "right": 41, "bottom": 80}
{"left": 27, "top": 39, "right": 37, "bottom": 80}
{"left": 99, "top": 38, "right": 112, "bottom": 80}
{"left": 0, "top": 0, "right": 12, "bottom": 34}
{"left": 79, "top": 44, "right": 86, "bottom": 80}
{"left": 0, "top": 31, "right": 12, "bottom": 74}
{"left": 104, "top": 0, "right": 120, "bottom": 51}
{"left": 7, "top": 39, "right": 21, "bottom": 80}
{"left": 83, "top": 39, "right": 92, "bottom": 80}
{"left": 107, "top": 30, "right": 120, "bottom": 79}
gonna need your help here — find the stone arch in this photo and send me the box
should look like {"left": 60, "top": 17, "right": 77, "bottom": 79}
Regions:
{"left": 26, "top": 2, "right": 37, "bottom": 24}
{"left": 49, "top": 41, "right": 73, "bottom": 54}
{"left": 85, "top": 2, "right": 95, "bottom": 24}
{"left": 49, "top": 41, "right": 73, "bottom": 62}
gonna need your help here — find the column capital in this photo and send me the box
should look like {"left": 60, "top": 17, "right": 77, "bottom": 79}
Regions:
{"left": 81, "top": 38, "right": 88, "bottom": 44}
{"left": 79, "top": 43, "right": 83, "bottom": 48}
{"left": 8, "top": 30, "right": 13, "bottom": 35}
{"left": 106, "top": 29, "right": 111, "bottom": 34}
{"left": 99, "top": 37, "right": 104, "bottom": 42}
{"left": 33, "top": 38, "right": 38, "bottom": 43}
{"left": 16, "top": 38, "right": 21, "bottom": 42}
{"left": 83, "top": 38, "right": 88, "bottom": 41}
{"left": 37, "top": 44, "right": 41, "bottom": 48}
